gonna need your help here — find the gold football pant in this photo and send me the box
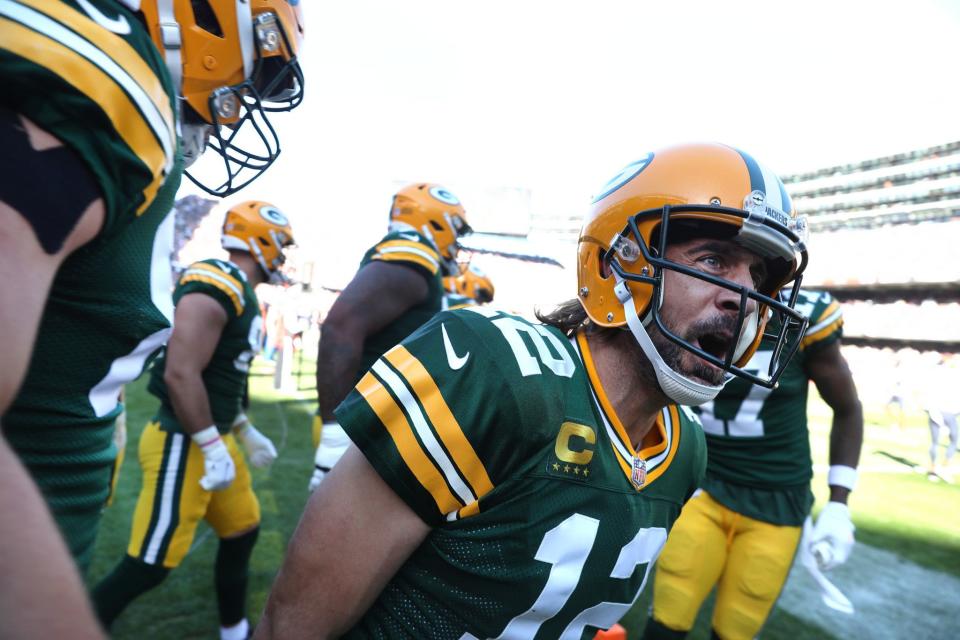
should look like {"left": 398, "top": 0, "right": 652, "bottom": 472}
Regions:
{"left": 651, "top": 490, "right": 801, "bottom": 640}
{"left": 126, "top": 421, "right": 260, "bottom": 568}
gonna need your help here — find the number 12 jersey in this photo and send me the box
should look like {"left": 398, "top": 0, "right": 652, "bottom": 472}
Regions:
{"left": 337, "top": 308, "right": 707, "bottom": 639}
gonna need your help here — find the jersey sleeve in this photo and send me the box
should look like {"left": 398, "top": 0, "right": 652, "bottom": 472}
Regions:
{"left": 363, "top": 231, "right": 442, "bottom": 281}
{"left": 336, "top": 309, "right": 548, "bottom": 526}
{"left": 799, "top": 290, "right": 843, "bottom": 354}
{"left": 0, "top": 0, "right": 178, "bottom": 233}
{"left": 175, "top": 261, "right": 247, "bottom": 319}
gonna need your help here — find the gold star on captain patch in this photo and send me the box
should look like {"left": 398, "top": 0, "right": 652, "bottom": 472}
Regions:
{"left": 552, "top": 462, "right": 560, "bottom": 471}
{"left": 573, "top": 466, "right": 580, "bottom": 475}
{"left": 583, "top": 468, "right": 590, "bottom": 477}
{"left": 564, "top": 464, "right": 571, "bottom": 473}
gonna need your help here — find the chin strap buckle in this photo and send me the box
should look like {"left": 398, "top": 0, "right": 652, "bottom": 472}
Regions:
{"left": 613, "top": 275, "right": 632, "bottom": 304}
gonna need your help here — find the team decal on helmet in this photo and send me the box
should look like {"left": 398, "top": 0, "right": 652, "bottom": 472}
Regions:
{"left": 592, "top": 152, "right": 654, "bottom": 203}
{"left": 429, "top": 186, "right": 461, "bottom": 206}
{"left": 259, "top": 205, "right": 290, "bottom": 227}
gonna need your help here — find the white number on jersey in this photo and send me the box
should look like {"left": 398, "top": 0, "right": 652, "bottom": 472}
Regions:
{"left": 699, "top": 350, "right": 774, "bottom": 437}
{"left": 461, "top": 514, "right": 667, "bottom": 640}
{"left": 463, "top": 308, "right": 575, "bottom": 378}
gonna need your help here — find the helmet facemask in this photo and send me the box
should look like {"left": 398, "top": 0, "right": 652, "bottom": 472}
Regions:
{"left": 184, "top": 11, "right": 304, "bottom": 197}
{"left": 603, "top": 204, "right": 808, "bottom": 404}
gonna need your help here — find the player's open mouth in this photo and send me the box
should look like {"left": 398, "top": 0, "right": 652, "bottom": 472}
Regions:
{"left": 696, "top": 331, "right": 735, "bottom": 365}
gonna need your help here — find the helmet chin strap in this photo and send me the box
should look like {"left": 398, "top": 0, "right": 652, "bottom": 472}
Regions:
{"left": 613, "top": 276, "right": 723, "bottom": 406}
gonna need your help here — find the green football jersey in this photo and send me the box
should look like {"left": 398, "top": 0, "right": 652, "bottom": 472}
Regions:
{"left": 337, "top": 308, "right": 707, "bottom": 639}
{"left": 1, "top": 0, "right": 181, "bottom": 566}
{"left": 149, "top": 260, "right": 263, "bottom": 434}
{"left": 355, "top": 230, "right": 446, "bottom": 380}
{"left": 697, "top": 289, "right": 844, "bottom": 525}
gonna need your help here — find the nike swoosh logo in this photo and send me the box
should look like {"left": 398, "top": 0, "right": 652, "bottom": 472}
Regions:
{"left": 397, "top": 232, "right": 420, "bottom": 242}
{"left": 441, "top": 323, "right": 470, "bottom": 370}
{"left": 77, "top": 0, "right": 131, "bottom": 35}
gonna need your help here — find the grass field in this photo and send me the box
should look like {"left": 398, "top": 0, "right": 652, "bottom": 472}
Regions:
{"left": 88, "top": 354, "right": 960, "bottom": 639}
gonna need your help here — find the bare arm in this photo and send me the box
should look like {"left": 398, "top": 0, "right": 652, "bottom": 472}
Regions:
{"left": 254, "top": 446, "right": 431, "bottom": 639}
{"left": 164, "top": 293, "right": 227, "bottom": 435}
{"left": 0, "top": 115, "right": 106, "bottom": 639}
{"left": 316, "top": 262, "right": 429, "bottom": 421}
{"left": 806, "top": 340, "right": 864, "bottom": 504}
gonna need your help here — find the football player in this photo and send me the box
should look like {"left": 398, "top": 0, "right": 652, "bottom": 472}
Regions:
{"left": 0, "top": 2, "right": 304, "bottom": 635}
{"left": 642, "top": 289, "right": 863, "bottom": 640}
{"left": 253, "top": 143, "right": 811, "bottom": 639}
{"left": 92, "top": 201, "right": 291, "bottom": 640}
{"left": 309, "top": 183, "right": 472, "bottom": 491}
{"left": 443, "top": 261, "right": 496, "bottom": 309}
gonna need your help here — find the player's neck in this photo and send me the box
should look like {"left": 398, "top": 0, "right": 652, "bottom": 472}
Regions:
{"left": 227, "top": 251, "right": 266, "bottom": 288}
{"left": 586, "top": 331, "right": 667, "bottom": 450}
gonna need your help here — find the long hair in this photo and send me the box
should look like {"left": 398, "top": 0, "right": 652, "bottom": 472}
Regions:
{"left": 536, "top": 299, "right": 617, "bottom": 341}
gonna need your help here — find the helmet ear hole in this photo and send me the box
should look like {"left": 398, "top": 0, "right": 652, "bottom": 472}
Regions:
{"left": 598, "top": 252, "right": 611, "bottom": 279}
{"left": 190, "top": 0, "right": 223, "bottom": 36}
{"left": 430, "top": 221, "right": 444, "bottom": 231}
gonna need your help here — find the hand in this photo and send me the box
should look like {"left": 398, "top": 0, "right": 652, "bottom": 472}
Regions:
{"left": 233, "top": 414, "right": 278, "bottom": 468}
{"left": 809, "top": 501, "right": 855, "bottom": 570}
{"left": 192, "top": 426, "right": 236, "bottom": 491}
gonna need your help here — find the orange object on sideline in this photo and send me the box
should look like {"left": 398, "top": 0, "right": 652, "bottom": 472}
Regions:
{"left": 593, "top": 623, "right": 628, "bottom": 639}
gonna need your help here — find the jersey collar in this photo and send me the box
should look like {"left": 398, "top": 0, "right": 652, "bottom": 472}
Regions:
{"left": 573, "top": 331, "right": 683, "bottom": 490}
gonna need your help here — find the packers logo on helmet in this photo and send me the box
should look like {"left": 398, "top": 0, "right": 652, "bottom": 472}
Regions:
{"left": 260, "top": 205, "right": 290, "bottom": 227}
{"left": 390, "top": 183, "right": 473, "bottom": 276}
{"left": 222, "top": 200, "right": 296, "bottom": 282}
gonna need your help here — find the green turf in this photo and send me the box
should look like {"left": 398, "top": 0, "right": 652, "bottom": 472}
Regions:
{"left": 88, "top": 363, "right": 959, "bottom": 639}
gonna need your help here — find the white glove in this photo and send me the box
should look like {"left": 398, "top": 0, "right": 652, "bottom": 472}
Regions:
{"left": 232, "top": 413, "right": 278, "bottom": 468}
{"left": 308, "top": 421, "right": 350, "bottom": 492}
{"left": 192, "top": 426, "right": 236, "bottom": 491}
{"left": 809, "top": 501, "right": 855, "bottom": 570}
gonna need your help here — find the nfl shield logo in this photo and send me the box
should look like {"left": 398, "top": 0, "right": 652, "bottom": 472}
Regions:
{"left": 631, "top": 456, "right": 647, "bottom": 489}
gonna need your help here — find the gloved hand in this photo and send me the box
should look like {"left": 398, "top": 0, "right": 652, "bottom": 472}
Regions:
{"left": 232, "top": 413, "right": 278, "bottom": 468}
{"left": 308, "top": 420, "right": 350, "bottom": 492}
{"left": 191, "top": 426, "right": 236, "bottom": 491}
{"left": 809, "top": 501, "right": 855, "bottom": 570}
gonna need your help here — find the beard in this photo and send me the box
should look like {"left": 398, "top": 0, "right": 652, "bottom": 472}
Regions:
{"left": 648, "top": 313, "right": 741, "bottom": 387}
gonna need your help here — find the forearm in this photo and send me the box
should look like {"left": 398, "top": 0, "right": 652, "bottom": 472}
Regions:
{"left": 0, "top": 438, "right": 104, "bottom": 639}
{"left": 316, "top": 326, "right": 364, "bottom": 422}
{"left": 255, "top": 448, "right": 429, "bottom": 639}
{"left": 166, "top": 370, "right": 215, "bottom": 435}
{"left": 827, "top": 402, "right": 864, "bottom": 504}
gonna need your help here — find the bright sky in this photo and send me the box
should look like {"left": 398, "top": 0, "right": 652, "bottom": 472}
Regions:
{"left": 183, "top": 0, "right": 960, "bottom": 288}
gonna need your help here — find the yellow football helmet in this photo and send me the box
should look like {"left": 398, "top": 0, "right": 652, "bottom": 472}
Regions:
{"left": 444, "top": 263, "right": 495, "bottom": 303}
{"left": 139, "top": 0, "right": 305, "bottom": 196}
{"left": 390, "top": 184, "right": 472, "bottom": 276}
{"left": 578, "top": 143, "right": 809, "bottom": 404}
{"left": 222, "top": 200, "right": 295, "bottom": 281}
